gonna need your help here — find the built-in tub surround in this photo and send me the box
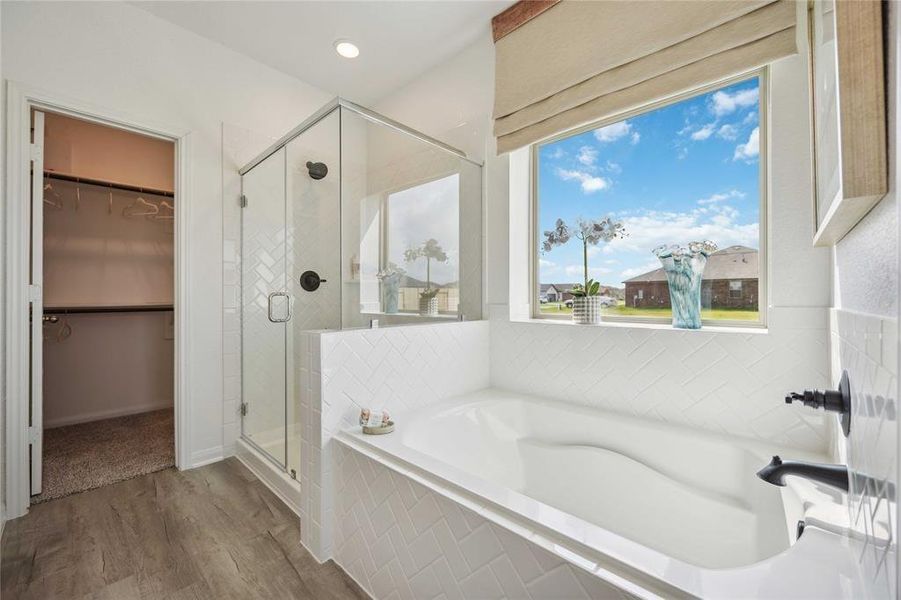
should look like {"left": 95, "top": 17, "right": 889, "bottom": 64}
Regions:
{"left": 298, "top": 321, "right": 491, "bottom": 560}
{"left": 335, "top": 389, "right": 866, "bottom": 598}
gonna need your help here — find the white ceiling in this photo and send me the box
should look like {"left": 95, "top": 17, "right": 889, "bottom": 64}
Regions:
{"left": 133, "top": 1, "right": 513, "bottom": 105}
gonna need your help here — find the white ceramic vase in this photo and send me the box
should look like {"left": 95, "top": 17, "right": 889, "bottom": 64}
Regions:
{"left": 419, "top": 295, "right": 438, "bottom": 316}
{"left": 572, "top": 296, "right": 601, "bottom": 325}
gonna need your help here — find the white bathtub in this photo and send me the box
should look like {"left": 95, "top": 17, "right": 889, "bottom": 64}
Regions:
{"left": 336, "top": 389, "right": 866, "bottom": 598}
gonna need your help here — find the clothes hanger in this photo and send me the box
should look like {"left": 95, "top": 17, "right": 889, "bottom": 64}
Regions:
{"left": 122, "top": 194, "right": 159, "bottom": 217}
{"left": 56, "top": 317, "right": 72, "bottom": 342}
{"left": 152, "top": 199, "right": 174, "bottom": 221}
{"left": 43, "top": 182, "right": 63, "bottom": 210}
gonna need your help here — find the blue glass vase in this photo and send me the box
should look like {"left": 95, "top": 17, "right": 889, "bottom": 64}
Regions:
{"left": 653, "top": 241, "right": 717, "bottom": 329}
{"left": 381, "top": 275, "right": 401, "bottom": 314}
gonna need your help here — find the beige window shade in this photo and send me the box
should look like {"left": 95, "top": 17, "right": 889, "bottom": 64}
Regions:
{"left": 493, "top": 0, "right": 798, "bottom": 153}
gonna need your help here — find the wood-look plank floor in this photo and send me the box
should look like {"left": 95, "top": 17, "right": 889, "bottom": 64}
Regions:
{"left": 1, "top": 458, "right": 368, "bottom": 600}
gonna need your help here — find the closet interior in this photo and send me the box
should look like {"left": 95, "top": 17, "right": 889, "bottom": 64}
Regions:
{"left": 34, "top": 111, "right": 176, "bottom": 503}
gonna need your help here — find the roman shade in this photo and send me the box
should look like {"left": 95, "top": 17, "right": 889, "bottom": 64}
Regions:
{"left": 493, "top": 0, "right": 799, "bottom": 153}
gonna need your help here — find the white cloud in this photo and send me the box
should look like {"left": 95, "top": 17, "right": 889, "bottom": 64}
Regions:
{"left": 604, "top": 205, "right": 759, "bottom": 260}
{"left": 690, "top": 123, "right": 716, "bottom": 141}
{"left": 547, "top": 147, "right": 566, "bottom": 159}
{"left": 605, "top": 160, "right": 622, "bottom": 174}
{"left": 677, "top": 147, "right": 689, "bottom": 160}
{"left": 565, "top": 265, "right": 611, "bottom": 278}
{"left": 621, "top": 260, "right": 663, "bottom": 279}
{"left": 539, "top": 259, "right": 556, "bottom": 268}
{"left": 630, "top": 132, "right": 641, "bottom": 145}
{"left": 556, "top": 168, "right": 610, "bottom": 193}
{"left": 697, "top": 189, "right": 745, "bottom": 205}
{"left": 577, "top": 145, "right": 598, "bottom": 166}
{"left": 733, "top": 127, "right": 759, "bottom": 161}
{"left": 711, "top": 87, "right": 759, "bottom": 116}
{"left": 594, "top": 120, "right": 636, "bottom": 144}
{"left": 716, "top": 123, "right": 739, "bottom": 140}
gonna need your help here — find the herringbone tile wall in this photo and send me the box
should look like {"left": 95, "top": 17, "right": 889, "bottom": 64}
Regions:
{"left": 333, "top": 442, "right": 637, "bottom": 600}
{"left": 831, "top": 309, "right": 898, "bottom": 599}
{"left": 300, "top": 321, "right": 491, "bottom": 560}
{"left": 490, "top": 307, "right": 832, "bottom": 453}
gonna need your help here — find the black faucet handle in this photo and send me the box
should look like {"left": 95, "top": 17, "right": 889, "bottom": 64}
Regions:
{"left": 785, "top": 391, "right": 809, "bottom": 405}
{"left": 784, "top": 371, "right": 852, "bottom": 437}
{"left": 785, "top": 388, "right": 845, "bottom": 412}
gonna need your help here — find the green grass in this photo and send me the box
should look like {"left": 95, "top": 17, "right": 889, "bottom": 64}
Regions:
{"left": 538, "top": 302, "right": 759, "bottom": 321}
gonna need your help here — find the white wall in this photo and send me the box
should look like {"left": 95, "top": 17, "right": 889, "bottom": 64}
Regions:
{"left": 373, "top": 33, "right": 510, "bottom": 318}
{"left": 372, "top": 22, "right": 833, "bottom": 453}
{"left": 1, "top": 0, "right": 332, "bottom": 512}
{"left": 43, "top": 311, "right": 175, "bottom": 428}
{"left": 496, "top": 42, "right": 833, "bottom": 452}
{"left": 830, "top": 3, "right": 900, "bottom": 597}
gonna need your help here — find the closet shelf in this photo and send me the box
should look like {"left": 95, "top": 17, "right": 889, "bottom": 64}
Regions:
{"left": 44, "top": 304, "right": 174, "bottom": 314}
{"left": 44, "top": 171, "right": 175, "bottom": 198}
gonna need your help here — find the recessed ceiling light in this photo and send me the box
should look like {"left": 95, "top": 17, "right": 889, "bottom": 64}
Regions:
{"left": 334, "top": 40, "right": 360, "bottom": 59}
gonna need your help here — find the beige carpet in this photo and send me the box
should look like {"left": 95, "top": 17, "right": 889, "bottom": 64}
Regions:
{"left": 32, "top": 409, "right": 175, "bottom": 504}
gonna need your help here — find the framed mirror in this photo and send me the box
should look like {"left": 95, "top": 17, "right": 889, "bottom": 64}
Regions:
{"left": 809, "top": 0, "right": 886, "bottom": 246}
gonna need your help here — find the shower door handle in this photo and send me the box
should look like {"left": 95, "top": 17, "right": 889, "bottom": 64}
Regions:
{"left": 267, "top": 291, "right": 292, "bottom": 323}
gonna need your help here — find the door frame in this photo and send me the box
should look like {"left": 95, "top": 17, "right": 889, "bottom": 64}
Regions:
{"left": 4, "top": 81, "right": 193, "bottom": 519}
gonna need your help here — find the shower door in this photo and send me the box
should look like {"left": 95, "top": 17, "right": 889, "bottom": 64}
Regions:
{"left": 241, "top": 147, "right": 289, "bottom": 467}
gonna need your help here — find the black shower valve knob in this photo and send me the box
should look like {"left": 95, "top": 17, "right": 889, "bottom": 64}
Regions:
{"left": 784, "top": 388, "right": 845, "bottom": 413}
{"left": 784, "top": 371, "right": 852, "bottom": 437}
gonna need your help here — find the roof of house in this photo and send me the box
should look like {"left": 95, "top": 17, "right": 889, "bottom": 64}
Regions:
{"left": 398, "top": 275, "right": 456, "bottom": 288}
{"left": 540, "top": 283, "right": 576, "bottom": 293}
{"left": 622, "top": 245, "right": 758, "bottom": 284}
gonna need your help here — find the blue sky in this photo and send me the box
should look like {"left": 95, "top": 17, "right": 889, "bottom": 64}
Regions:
{"left": 538, "top": 76, "right": 761, "bottom": 289}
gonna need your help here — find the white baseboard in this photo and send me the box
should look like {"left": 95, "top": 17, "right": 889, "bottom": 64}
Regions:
{"left": 222, "top": 441, "right": 237, "bottom": 458}
{"left": 236, "top": 438, "right": 301, "bottom": 516}
{"left": 44, "top": 400, "right": 174, "bottom": 429}
{"left": 189, "top": 445, "right": 225, "bottom": 468}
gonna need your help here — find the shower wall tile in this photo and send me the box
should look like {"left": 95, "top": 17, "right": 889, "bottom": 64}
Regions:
{"left": 489, "top": 307, "right": 832, "bottom": 453}
{"left": 831, "top": 308, "right": 898, "bottom": 599}
{"left": 300, "top": 321, "right": 490, "bottom": 560}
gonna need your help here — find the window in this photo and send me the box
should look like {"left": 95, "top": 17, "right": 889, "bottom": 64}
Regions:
{"left": 384, "top": 174, "right": 459, "bottom": 313}
{"left": 534, "top": 73, "right": 764, "bottom": 325}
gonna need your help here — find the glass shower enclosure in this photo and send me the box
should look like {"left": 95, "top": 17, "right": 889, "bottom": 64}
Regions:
{"left": 238, "top": 99, "right": 482, "bottom": 477}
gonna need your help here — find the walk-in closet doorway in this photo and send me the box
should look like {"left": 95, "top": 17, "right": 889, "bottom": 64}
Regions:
{"left": 4, "top": 84, "right": 193, "bottom": 519}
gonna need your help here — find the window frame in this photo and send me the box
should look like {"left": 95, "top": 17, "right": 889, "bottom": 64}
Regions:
{"left": 529, "top": 67, "right": 769, "bottom": 328}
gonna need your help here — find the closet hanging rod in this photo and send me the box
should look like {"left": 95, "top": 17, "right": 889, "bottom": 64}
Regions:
{"left": 44, "top": 305, "right": 174, "bottom": 314}
{"left": 43, "top": 171, "right": 175, "bottom": 198}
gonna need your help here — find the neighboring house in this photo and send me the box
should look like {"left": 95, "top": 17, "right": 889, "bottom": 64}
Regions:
{"left": 540, "top": 283, "right": 574, "bottom": 302}
{"left": 623, "top": 245, "right": 758, "bottom": 309}
{"left": 396, "top": 275, "right": 459, "bottom": 312}
{"left": 540, "top": 283, "right": 625, "bottom": 303}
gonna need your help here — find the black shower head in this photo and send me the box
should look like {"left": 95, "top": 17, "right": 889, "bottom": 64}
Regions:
{"left": 306, "top": 161, "right": 328, "bottom": 180}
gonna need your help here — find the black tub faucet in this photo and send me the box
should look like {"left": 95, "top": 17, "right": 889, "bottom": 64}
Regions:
{"left": 757, "top": 455, "right": 849, "bottom": 492}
